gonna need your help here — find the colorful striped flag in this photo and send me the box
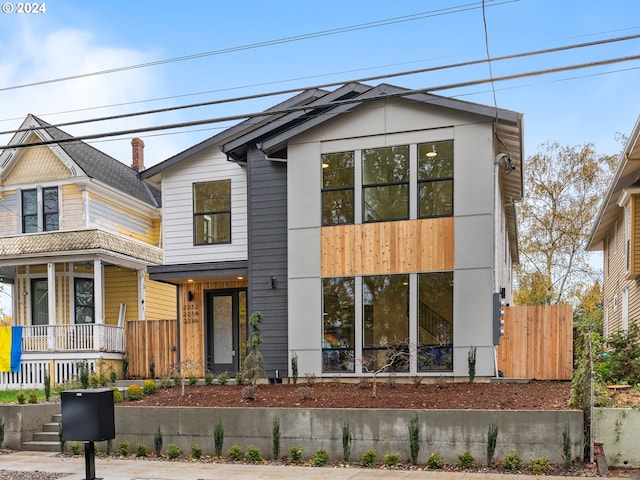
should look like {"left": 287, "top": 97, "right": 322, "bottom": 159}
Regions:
{"left": 0, "top": 326, "right": 22, "bottom": 373}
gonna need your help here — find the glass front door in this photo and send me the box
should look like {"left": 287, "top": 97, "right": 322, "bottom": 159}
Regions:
{"left": 205, "top": 289, "right": 246, "bottom": 374}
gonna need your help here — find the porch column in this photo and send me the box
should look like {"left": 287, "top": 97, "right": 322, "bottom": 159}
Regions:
{"left": 47, "top": 262, "right": 56, "bottom": 350}
{"left": 137, "top": 269, "right": 145, "bottom": 321}
{"left": 94, "top": 260, "right": 104, "bottom": 350}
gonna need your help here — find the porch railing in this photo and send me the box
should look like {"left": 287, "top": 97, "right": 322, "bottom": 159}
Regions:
{"left": 0, "top": 358, "right": 97, "bottom": 390}
{"left": 21, "top": 324, "right": 125, "bottom": 353}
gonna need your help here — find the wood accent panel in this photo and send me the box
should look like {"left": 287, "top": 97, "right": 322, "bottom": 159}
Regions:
{"left": 321, "top": 218, "right": 454, "bottom": 277}
{"left": 125, "top": 319, "right": 177, "bottom": 379}
{"left": 497, "top": 304, "right": 573, "bottom": 380}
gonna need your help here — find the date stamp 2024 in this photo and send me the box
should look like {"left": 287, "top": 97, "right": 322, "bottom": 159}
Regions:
{"left": 2, "top": 2, "right": 46, "bottom": 14}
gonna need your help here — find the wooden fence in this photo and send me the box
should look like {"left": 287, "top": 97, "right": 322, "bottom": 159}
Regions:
{"left": 125, "top": 319, "right": 177, "bottom": 379}
{"left": 497, "top": 304, "right": 573, "bottom": 380}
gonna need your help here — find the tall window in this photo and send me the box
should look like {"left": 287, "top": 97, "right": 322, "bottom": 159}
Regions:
{"left": 625, "top": 204, "right": 631, "bottom": 272}
{"left": 22, "top": 187, "right": 59, "bottom": 233}
{"left": 322, "top": 152, "right": 354, "bottom": 225}
{"left": 362, "top": 274, "right": 409, "bottom": 371}
{"left": 322, "top": 277, "right": 355, "bottom": 371}
{"left": 31, "top": 279, "right": 48, "bottom": 326}
{"left": 193, "top": 180, "right": 231, "bottom": 245}
{"left": 418, "top": 271, "right": 453, "bottom": 371}
{"left": 362, "top": 146, "right": 409, "bottom": 222}
{"left": 418, "top": 141, "right": 453, "bottom": 218}
{"left": 75, "top": 278, "right": 95, "bottom": 324}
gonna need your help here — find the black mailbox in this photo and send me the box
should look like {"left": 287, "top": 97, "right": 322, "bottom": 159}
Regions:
{"left": 61, "top": 388, "right": 115, "bottom": 442}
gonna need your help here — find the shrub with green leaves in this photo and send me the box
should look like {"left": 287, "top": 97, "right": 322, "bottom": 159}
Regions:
{"left": 503, "top": 451, "right": 522, "bottom": 470}
{"left": 204, "top": 370, "right": 214, "bottom": 385}
{"left": 361, "top": 449, "right": 377, "bottom": 467}
{"left": 245, "top": 445, "right": 262, "bottom": 463}
{"left": 458, "top": 450, "right": 474, "bottom": 469}
{"left": 69, "top": 441, "right": 82, "bottom": 455}
{"left": 427, "top": 452, "right": 444, "bottom": 469}
{"left": 530, "top": 456, "right": 550, "bottom": 474}
{"left": 43, "top": 370, "right": 51, "bottom": 401}
{"left": 289, "top": 445, "right": 303, "bottom": 464}
{"left": 111, "top": 387, "right": 123, "bottom": 403}
{"left": 191, "top": 444, "right": 203, "bottom": 460}
{"left": 272, "top": 417, "right": 281, "bottom": 459}
{"left": 135, "top": 443, "right": 148, "bottom": 457}
{"left": 142, "top": 379, "right": 156, "bottom": 395}
{"left": 154, "top": 426, "right": 163, "bottom": 456}
{"left": 382, "top": 451, "right": 400, "bottom": 467}
{"left": 313, "top": 448, "right": 329, "bottom": 467}
{"left": 228, "top": 444, "right": 243, "bottom": 461}
{"left": 342, "top": 421, "right": 352, "bottom": 462}
{"left": 214, "top": 418, "right": 224, "bottom": 457}
{"left": 159, "top": 377, "right": 172, "bottom": 388}
{"left": 291, "top": 354, "right": 298, "bottom": 385}
{"left": 28, "top": 389, "right": 38, "bottom": 404}
{"left": 408, "top": 414, "right": 420, "bottom": 465}
{"left": 16, "top": 390, "right": 26, "bottom": 404}
{"left": 117, "top": 442, "right": 129, "bottom": 456}
{"left": 166, "top": 443, "right": 181, "bottom": 459}
{"left": 562, "top": 421, "right": 572, "bottom": 468}
{"left": 487, "top": 421, "right": 499, "bottom": 465}
{"left": 188, "top": 374, "right": 198, "bottom": 385}
{"left": 0, "top": 417, "right": 4, "bottom": 449}
{"left": 58, "top": 423, "right": 65, "bottom": 453}
{"left": 217, "top": 371, "right": 229, "bottom": 385}
{"left": 77, "top": 361, "right": 90, "bottom": 389}
{"left": 126, "top": 384, "right": 143, "bottom": 400}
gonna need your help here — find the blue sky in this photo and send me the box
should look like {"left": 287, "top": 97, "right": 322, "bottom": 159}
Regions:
{"left": 0, "top": 0, "right": 639, "bottom": 312}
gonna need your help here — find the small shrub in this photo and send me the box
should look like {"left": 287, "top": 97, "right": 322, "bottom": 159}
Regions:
{"left": 304, "top": 373, "right": 316, "bottom": 385}
{"left": 0, "top": 417, "right": 4, "bottom": 448}
{"left": 382, "top": 451, "right": 400, "bottom": 467}
{"left": 562, "top": 421, "right": 572, "bottom": 468}
{"left": 217, "top": 371, "right": 229, "bottom": 385}
{"left": 361, "top": 449, "right": 377, "bottom": 467}
{"left": 298, "top": 386, "right": 313, "bottom": 400}
{"left": 530, "top": 456, "right": 550, "bottom": 474}
{"left": 106, "top": 439, "right": 113, "bottom": 455}
{"left": 408, "top": 414, "right": 420, "bottom": 465}
{"left": 503, "top": 451, "right": 522, "bottom": 470}
{"left": 142, "top": 379, "right": 156, "bottom": 395}
{"left": 172, "top": 373, "right": 182, "bottom": 387}
{"left": 427, "top": 452, "right": 444, "bottom": 469}
{"left": 111, "top": 387, "right": 123, "bottom": 403}
{"left": 28, "top": 389, "right": 38, "bottom": 404}
{"left": 159, "top": 377, "right": 172, "bottom": 389}
{"left": 43, "top": 370, "right": 51, "bottom": 400}
{"left": 412, "top": 376, "right": 423, "bottom": 387}
{"left": 58, "top": 423, "right": 65, "bottom": 453}
{"left": 468, "top": 346, "right": 477, "bottom": 383}
{"left": 289, "top": 445, "right": 303, "bottom": 464}
{"left": 245, "top": 445, "right": 262, "bottom": 463}
{"left": 69, "top": 441, "right": 82, "bottom": 455}
{"left": 228, "top": 444, "right": 243, "bottom": 461}
{"left": 272, "top": 417, "right": 281, "bottom": 459}
{"left": 78, "top": 361, "right": 90, "bottom": 389}
{"left": 487, "top": 421, "right": 499, "bottom": 465}
{"left": 126, "top": 384, "right": 143, "bottom": 400}
{"left": 122, "top": 355, "right": 129, "bottom": 380}
{"left": 166, "top": 443, "right": 181, "bottom": 459}
{"left": 135, "top": 443, "right": 148, "bottom": 457}
{"left": 214, "top": 418, "right": 224, "bottom": 457}
{"left": 89, "top": 374, "right": 100, "bottom": 389}
{"left": 242, "top": 385, "right": 259, "bottom": 401}
{"left": 191, "top": 444, "right": 203, "bottom": 460}
{"left": 235, "top": 372, "right": 244, "bottom": 385}
{"left": 117, "top": 442, "right": 129, "bottom": 456}
{"left": 16, "top": 390, "right": 26, "bottom": 404}
{"left": 149, "top": 358, "right": 155, "bottom": 379}
{"left": 154, "top": 425, "right": 163, "bottom": 456}
{"left": 188, "top": 374, "right": 198, "bottom": 385}
{"left": 109, "top": 369, "right": 117, "bottom": 384}
{"left": 291, "top": 353, "right": 298, "bottom": 385}
{"left": 458, "top": 450, "right": 475, "bottom": 469}
{"left": 387, "top": 373, "right": 397, "bottom": 388}
{"left": 313, "top": 448, "right": 329, "bottom": 467}
{"left": 204, "top": 370, "right": 214, "bottom": 385}
{"left": 358, "top": 377, "right": 370, "bottom": 389}
{"left": 342, "top": 421, "right": 352, "bottom": 462}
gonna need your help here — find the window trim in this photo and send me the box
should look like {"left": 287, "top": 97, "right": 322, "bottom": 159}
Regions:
{"left": 21, "top": 186, "right": 60, "bottom": 233}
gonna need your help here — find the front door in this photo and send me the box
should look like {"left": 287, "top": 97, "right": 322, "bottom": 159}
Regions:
{"left": 205, "top": 289, "right": 246, "bottom": 374}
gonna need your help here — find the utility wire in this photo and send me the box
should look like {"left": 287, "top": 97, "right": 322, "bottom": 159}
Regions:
{"left": 3, "top": 53, "right": 640, "bottom": 151}
{"left": 2, "top": 32, "right": 639, "bottom": 138}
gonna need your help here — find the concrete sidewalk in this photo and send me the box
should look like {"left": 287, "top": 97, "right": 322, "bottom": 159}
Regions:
{"left": 0, "top": 451, "right": 590, "bottom": 480}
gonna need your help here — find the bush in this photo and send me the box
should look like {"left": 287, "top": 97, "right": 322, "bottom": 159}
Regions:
{"left": 408, "top": 414, "right": 420, "bottom": 465}
{"left": 503, "top": 451, "right": 522, "bottom": 470}
{"left": 78, "top": 361, "right": 90, "bottom": 389}
{"left": 217, "top": 371, "right": 229, "bottom": 385}
{"left": 191, "top": 444, "right": 203, "bottom": 460}
{"left": 313, "top": 448, "right": 329, "bottom": 467}
{"left": 135, "top": 443, "right": 148, "bottom": 457}
{"left": 530, "top": 456, "right": 550, "bottom": 474}
{"left": 111, "top": 387, "right": 123, "bottom": 403}
{"left": 228, "top": 444, "right": 243, "bottom": 461}
{"left": 342, "top": 422, "right": 352, "bottom": 462}
{"left": 487, "top": 421, "right": 499, "bottom": 465}
{"left": 361, "top": 449, "right": 377, "bottom": 467}
{"left": 43, "top": 370, "right": 51, "bottom": 401}
{"left": 28, "top": 389, "right": 38, "bottom": 404}
{"left": 154, "top": 426, "right": 163, "bottom": 456}
{"left": 242, "top": 385, "right": 259, "bottom": 401}
{"left": 235, "top": 372, "right": 244, "bottom": 385}
{"left": 297, "top": 386, "right": 313, "bottom": 400}
{"left": 382, "top": 451, "right": 400, "bottom": 467}
{"left": 142, "top": 379, "right": 156, "bottom": 395}
{"left": 117, "top": 442, "right": 129, "bottom": 456}
{"left": 0, "top": 417, "right": 4, "bottom": 449}
{"left": 272, "top": 417, "right": 281, "bottom": 459}
{"left": 245, "top": 445, "right": 262, "bottom": 463}
{"left": 166, "top": 443, "right": 181, "bottom": 459}
{"left": 69, "top": 441, "right": 82, "bottom": 455}
{"left": 289, "top": 445, "right": 303, "bottom": 464}
{"left": 89, "top": 374, "right": 100, "bottom": 389}
{"left": 188, "top": 374, "right": 198, "bottom": 385}
{"left": 458, "top": 451, "right": 475, "bottom": 469}
{"left": 126, "top": 384, "right": 143, "bottom": 400}
{"left": 16, "top": 390, "right": 26, "bottom": 404}
{"left": 159, "top": 377, "right": 172, "bottom": 388}
{"left": 427, "top": 452, "right": 444, "bottom": 469}
{"left": 214, "top": 418, "right": 224, "bottom": 457}
{"left": 204, "top": 370, "right": 214, "bottom": 385}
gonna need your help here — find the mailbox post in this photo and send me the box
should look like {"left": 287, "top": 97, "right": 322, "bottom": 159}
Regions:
{"left": 61, "top": 388, "right": 115, "bottom": 480}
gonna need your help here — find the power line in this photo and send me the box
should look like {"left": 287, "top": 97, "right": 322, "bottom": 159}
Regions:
{"left": 3, "top": 53, "right": 640, "bottom": 151}
{"left": 2, "top": 32, "right": 639, "bottom": 139}
{"left": 0, "top": 0, "right": 516, "bottom": 94}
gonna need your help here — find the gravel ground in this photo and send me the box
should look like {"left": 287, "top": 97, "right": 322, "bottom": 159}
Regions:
{"left": 0, "top": 471, "right": 70, "bottom": 480}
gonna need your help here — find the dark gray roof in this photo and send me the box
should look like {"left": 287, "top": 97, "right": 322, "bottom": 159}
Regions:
{"left": 32, "top": 116, "right": 160, "bottom": 207}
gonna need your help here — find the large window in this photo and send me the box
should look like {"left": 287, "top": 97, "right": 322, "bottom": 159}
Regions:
{"left": 418, "top": 271, "right": 453, "bottom": 371}
{"left": 193, "top": 180, "right": 231, "bottom": 245}
{"left": 362, "top": 146, "right": 409, "bottom": 222}
{"left": 22, "top": 187, "right": 59, "bottom": 233}
{"left": 31, "top": 279, "right": 48, "bottom": 326}
{"left": 418, "top": 141, "right": 453, "bottom": 218}
{"left": 322, "top": 152, "right": 354, "bottom": 225}
{"left": 322, "top": 277, "right": 355, "bottom": 371}
{"left": 362, "top": 274, "right": 409, "bottom": 371}
{"left": 75, "top": 278, "right": 95, "bottom": 324}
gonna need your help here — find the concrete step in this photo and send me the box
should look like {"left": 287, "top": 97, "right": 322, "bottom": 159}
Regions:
{"left": 22, "top": 441, "right": 60, "bottom": 453}
{"left": 42, "top": 422, "right": 61, "bottom": 433}
{"left": 32, "top": 431, "right": 59, "bottom": 442}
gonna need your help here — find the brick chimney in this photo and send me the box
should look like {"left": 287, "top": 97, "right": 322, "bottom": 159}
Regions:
{"left": 131, "top": 138, "right": 145, "bottom": 172}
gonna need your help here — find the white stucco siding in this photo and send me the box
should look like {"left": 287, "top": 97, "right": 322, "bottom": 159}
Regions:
{"left": 160, "top": 146, "right": 248, "bottom": 265}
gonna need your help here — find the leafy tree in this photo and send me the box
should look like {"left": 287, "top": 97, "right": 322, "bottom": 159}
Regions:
{"left": 242, "top": 311, "right": 265, "bottom": 385}
{"left": 515, "top": 142, "right": 616, "bottom": 305}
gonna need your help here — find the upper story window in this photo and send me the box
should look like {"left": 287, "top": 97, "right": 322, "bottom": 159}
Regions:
{"left": 418, "top": 141, "right": 453, "bottom": 218}
{"left": 362, "top": 145, "right": 409, "bottom": 222}
{"left": 22, "top": 186, "right": 59, "bottom": 233}
{"left": 321, "top": 151, "right": 354, "bottom": 225}
{"left": 193, "top": 180, "right": 231, "bottom": 245}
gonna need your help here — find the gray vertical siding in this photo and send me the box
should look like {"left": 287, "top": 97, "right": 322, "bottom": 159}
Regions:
{"left": 246, "top": 146, "right": 289, "bottom": 376}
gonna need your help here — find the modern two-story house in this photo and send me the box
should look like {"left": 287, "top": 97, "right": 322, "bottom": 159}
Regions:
{"left": 0, "top": 115, "right": 175, "bottom": 387}
{"left": 142, "top": 82, "right": 524, "bottom": 380}
{"left": 588, "top": 114, "right": 640, "bottom": 337}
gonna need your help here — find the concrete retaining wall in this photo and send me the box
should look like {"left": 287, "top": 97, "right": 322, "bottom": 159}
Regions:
{"left": 0, "top": 404, "right": 61, "bottom": 449}
{"left": 595, "top": 408, "right": 640, "bottom": 467}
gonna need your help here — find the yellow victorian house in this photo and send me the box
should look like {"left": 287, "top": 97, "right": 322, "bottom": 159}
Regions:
{"left": 0, "top": 115, "right": 175, "bottom": 388}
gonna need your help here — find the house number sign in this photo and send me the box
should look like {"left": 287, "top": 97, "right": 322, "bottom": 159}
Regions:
{"left": 183, "top": 304, "right": 199, "bottom": 324}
